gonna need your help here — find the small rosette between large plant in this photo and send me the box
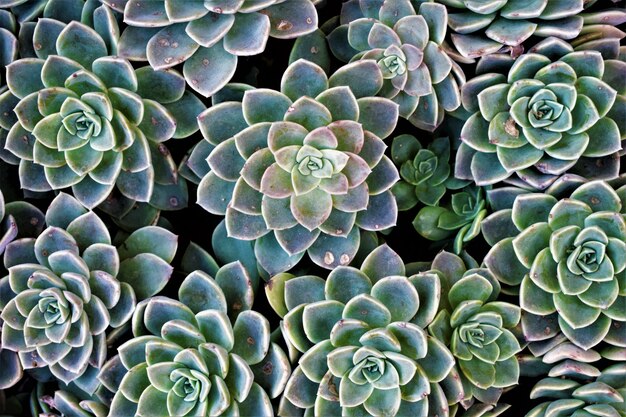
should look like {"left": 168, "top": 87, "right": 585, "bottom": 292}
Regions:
{"left": 328, "top": 0, "right": 464, "bottom": 131}
{"left": 98, "top": 265, "right": 290, "bottom": 417}
{"left": 186, "top": 59, "right": 400, "bottom": 274}
{"left": 482, "top": 180, "right": 626, "bottom": 351}
{"left": 456, "top": 37, "right": 624, "bottom": 189}
{"left": 390, "top": 135, "right": 487, "bottom": 253}
{"left": 0, "top": 193, "right": 177, "bottom": 393}
{"left": 0, "top": 17, "right": 204, "bottom": 214}
{"left": 102, "top": 0, "right": 319, "bottom": 97}
{"left": 265, "top": 245, "right": 471, "bottom": 417}
{"left": 427, "top": 251, "right": 521, "bottom": 410}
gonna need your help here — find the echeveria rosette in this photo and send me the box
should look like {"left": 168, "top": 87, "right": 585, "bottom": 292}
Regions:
{"left": 456, "top": 37, "right": 624, "bottom": 189}
{"left": 98, "top": 266, "right": 290, "bottom": 417}
{"left": 414, "top": 185, "right": 488, "bottom": 254}
{"left": 0, "top": 18, "right": 204, "bottom": 212}
{"left": 526, "top": 363, "right": 626, "bottom": 417}
{"left": 266, "top": 245, "right": 465, "bottom": 417}
{"left": 429, "top": 258, "right": 522, "bottom": 405}
{"left": 103, "top": 0, "right": 319, "bottom": 98}
{"left": 189, "top": 59, "right": 400, "bottom": 274}
{"left": 0, "top": 0, "right": 107, "bottom": 24}
{"left": 0, "top": 192, "right": 177, "bottom": 392}
{"left": 438, "top": 0, "right": 585, "bottom": 59}
{"left": 482, "top": 180, "right": 626, "bottom": 351}
{"left": 329, "top": 0, "right": 464, "bottom": 131}
{"left": 426, "top": 251, "right": 521, "bottom": 409}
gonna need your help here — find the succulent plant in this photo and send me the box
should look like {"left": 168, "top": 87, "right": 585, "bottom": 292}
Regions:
{"left": 0, "top": 0, "right": 107, "bottom": 23}
{"left": 328, "top": 0, "right": 464, "bottom": 131}
{"left": 184, "top": 59, "right": 400, "bottom": 274}
{"left": 482, "top": 180, "right": 626, "bottom": 351}
{"left": 0, "top": 9, "right": 17, "bottom": 75}
{"left": 265, "top": 245, "right": 467, "bottom": 417}
{"left": 0, "top": 16, "right": 204, "bottom": 211}
{"left": 526, "top": 363, "right": 625, "bottom": 417}
{"left": 456, "top": 37, "right": 624, "bottom": 189}
{"left": 438, "top": 0, "right": 586, "bottom": 59}
{"left": 98, "top": 265, "right": 290, "bottom": 417}
{"left": 426, "top": 251, "right": 521, "bottom": 407}
{"left": 0, "top": 192, "right": 177, "bottom": 391}
{"left": 102, "top": 0, "right": 319, "bottom": 97}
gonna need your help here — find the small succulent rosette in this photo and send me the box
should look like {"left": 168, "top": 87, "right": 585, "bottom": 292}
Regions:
{"left": 0, "top": 16, "right": 204, "bottom": 214}
{"left": 390, "top": 134, "right": 487, "bottom": 253}
{"left": 184, "top": 59, "right": 400, "bottom": 275}
{"left": 526, "top": 363, "right": 625, "bottom": 417}
{"left": 0, "top": 193, "right": 177, "bottom": 392}
{"left": 482, "top": 180, "right": 626, "bottom": 351}
{"left": 428, "top": 252, "right": 522, "bottom": 409}
{"left": 328, "top": 0, "right": 464, "bottom": 131}
{"left": 456, "top": 37, "right": 624, "bottom": 189}
{"left": 98, "top": 265, "right": 290, "bottom": 417}
{"left": 102, "top": 0, "right": 319, "bottom": 97}
{"left": 265, "top": 245, "right": 469, "bottom": 417}
{"left": 438, "top": 0, "right": 585, "bottom": 59}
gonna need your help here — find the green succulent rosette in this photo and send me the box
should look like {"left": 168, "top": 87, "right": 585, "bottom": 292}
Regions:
{"left": 428, "top": 252, "right": 522, "bottom": 406}
{"left": 0, "top": 16, "right": 204, "bottom": 215}
{"left": 183, "top": 59, "right": 400, "bottom": 274}
{"left": 0, "top": 0, "right": 108, "bottom": 24}
{"left": 266, "top": 245, "right": 470, "bottom": 417}
{"left": 98, "top": 265, "right": 290, "bottom": 417}
{"left": 390, "top": 134, "right": 487, "bottom": 252}
{"left": 456, "top": 37, "right": 624, "bottom": 189}
{"left": 438, "top": 0, "right": 585, "bottom": 59}
{"left": 482, "top": 180, "right": 626, "bottom": 351}
{"left": 102, "top": 0, "right": 319, "bottom": 98}
{"left": 526, "top": 363, "right": 625, "bottom": 417}
{"left": 425, "top": 251, "right": 521, "bottom": 409}
{"left": 328, "top": 0, "right": 464, "bottom": 131}
{"left": 0, "top": 193, "right": 177, "bottom": 391}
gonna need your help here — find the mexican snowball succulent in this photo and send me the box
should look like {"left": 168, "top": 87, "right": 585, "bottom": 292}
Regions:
{"left": 103, "top": 0, "right": 320, "bottom": 97}
{"left": 266, "top": 245, "right": 461, "bottom": 417}
{"left": 483, "top": 180, "right": 625, "bottom": 351}
{"left": 0, "top": 16, "right": 204, "bottom": 210}
{"left": 99, "top": 266, "right": 290, "bottom": 417}
{"left": 187, "top": 59, "right": 400, "bottom": 274}
{"left": 457, "top": 37, "right": 624, "bottom": 189}
{"left": 329, "top": 0, "right": 464, "bottom": 131}
{"left": 0, "top": 193, "right": 177, "bottom": 391}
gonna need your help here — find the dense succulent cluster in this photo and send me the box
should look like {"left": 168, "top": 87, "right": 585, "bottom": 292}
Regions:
{"left": 0, "top": 0, "right": 624, "bottom": 415}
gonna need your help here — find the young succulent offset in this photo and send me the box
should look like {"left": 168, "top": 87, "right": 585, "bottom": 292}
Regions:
{"left": 103, "top": 0, "right": 319, "bottom": 97}
{"left": 0, "top": 17, "right": 204, "bottom": 211}
{"left": 328, "top": 0, "right": 464, "bottom": 131}
{"left": 456, "top": 37, "right": 624, "bottom": 189}
{"left": 98, "top": 266, "right": 290, "bottom": 417}
{"left": 266, "top": 245, "right": 463, "bottom": 417}
{"left": 186, "top": 59, "right": 400, "bottom": 274}
{"left": 482, "top": 180, "right": 626, "bottom": 351}
{"left": 428, "top": 252, "right": 522, "bottom": 406}
{"left": 0, "top": 193, "right": 177, "bottom": 391}
{"left": 438, "top": 0, "right": 585, "bottom": 59}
